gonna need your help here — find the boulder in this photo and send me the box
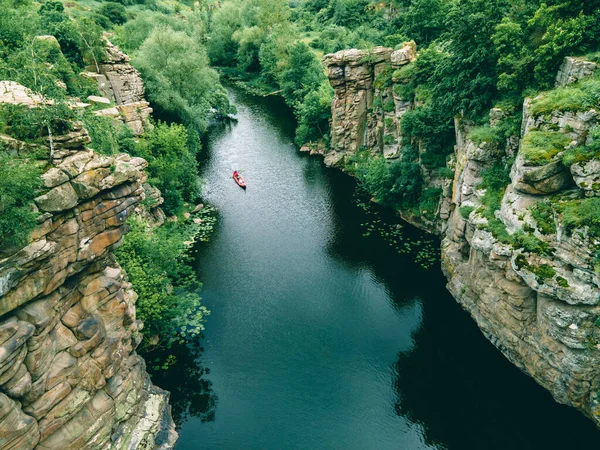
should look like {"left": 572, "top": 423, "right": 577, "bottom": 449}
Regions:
{"left": 390, "top": 41, "right": 416, "bottom": 68}
{"left": 570, "top": 159, "right": 600, "bottom": 196}
{"left": 34, "top": 183, "right": 79, "bottom": 213}
{"left": 556, "top": 57, "right": 597, "bottom": 88}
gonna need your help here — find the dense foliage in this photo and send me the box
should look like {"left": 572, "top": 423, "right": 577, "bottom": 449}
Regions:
{"left": 115, "top": 217, "right": 210, "bottom": 350}
{"left": 133, "top": 122, "right": 201, "bottom": 215}
{"left": 0, "top": 154, "right": 41, "bottom": 249}
{"left": 3, "top": 0, "right": 600, "bottom": 365}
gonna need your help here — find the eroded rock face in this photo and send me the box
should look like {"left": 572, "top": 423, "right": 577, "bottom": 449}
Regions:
{"left": 0, "top": 86, "right": 176, "bottom": 448}
{"left": 86, "top": 39, "right": 152, "bottom": 136}
{"left": 324, "top": 48, "right": 600, "bottom": 426}
{"left": 323, "top": 44, "right": 415, "bottom": 158}
{"left": 556, "top": 57, "right": 598, "bottom": 88}
{"left": 322, "top": 42, "right": 445, "bottom": 233}
{"left": 441, "top": 56, "right": 600, "bottom": 427}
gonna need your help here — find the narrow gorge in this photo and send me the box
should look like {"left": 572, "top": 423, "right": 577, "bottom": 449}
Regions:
{"left": 2, "top": 0, "right": 600, "bottom": 448}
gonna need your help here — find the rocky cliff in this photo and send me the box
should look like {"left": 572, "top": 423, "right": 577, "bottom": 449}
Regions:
{"left": 325, "top": 48, "right": 600, "bottom": 426}
{"left": 85, "top": 38, "right": 152, "bottom": 136}
{"left": 0, "top": 45, "right": 177, "bottom": 449}
{"left": 442, "top": 56, "right": 600, "bottom": 426}
{"left": 322, "top": 43, "right": 450, "bottom": 232}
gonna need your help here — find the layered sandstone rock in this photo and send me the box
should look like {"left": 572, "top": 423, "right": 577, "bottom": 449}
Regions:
{"left": 322, "top": 43, "right": 446, "bottom": 232}
{"left": 86, "top": 39, "right": 152, "bottom": 136}
{"left": 0, "top": 84, "right": 176, "bottom": 448}
{"left": 323, "top": 43, "right": 416, "bottom": 164}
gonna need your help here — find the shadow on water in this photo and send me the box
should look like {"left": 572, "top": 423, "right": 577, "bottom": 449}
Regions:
{"left": 147, "top": 341, "right": 218, "bottom": 426}
{"left": 321, "top": 171, "right": 600, "bottom": 449}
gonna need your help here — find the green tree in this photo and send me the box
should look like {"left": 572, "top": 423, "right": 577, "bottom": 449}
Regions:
{"left": 133, "top": 122, "right": 200, "bottom": 214}
{"left": 98, "top": 2, "right": 128, "bottom": 26}
{"left": 295, "top": 80, "right": 333, "bottom": 145}
{"left": 278, "top": 42, "right": 325, "bottom": 107}
{"left": 390, "top": 0, "right": 445, "bottom": 44}
{"left": 115, "top": 217, "right": 210, "bottom": 350}
{"left": 134, "top": 26, "right": 232, "bottom": 130}
{"left": 38, "top": 0, "right": 84, "bottom": 67}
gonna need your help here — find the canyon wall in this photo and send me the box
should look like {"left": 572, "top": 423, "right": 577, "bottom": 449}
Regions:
{"left": 0, "top": 43, "right": 176, "bottom": 449}
{"left": 324, "top": 48, "right": 600, "bottom": 426}
{"left": 323, "top": 43, "right": 450, "bottom": 233}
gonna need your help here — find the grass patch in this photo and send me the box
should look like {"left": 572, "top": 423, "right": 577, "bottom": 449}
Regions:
{"left": 459, "top": 205, "right": 475, "bottom": 219}
{"left": 383, "top": 99, "right": 395, "bottom": 112}
{"left": 560, "top": 198, "right": 600, "bottom": 237}
{"left": 529, "top": 74, "right": 600, "bottom": 116}
{"left": 468, "top": 125, "right": 502, "bottom": 146}
{"left": 530, "top": 200, "right": 556, "bottom": 234}
{"left": 562, "top": 126, "right": 600, "bottom": 166}
{"left": 418, "top": 187, "right": 442, "bottom": 220}
{"left": 383, "top": 134, "right": 395, "bottom": 145}
{"left": 521, "top": 130, "right": 571, "bottom": 165}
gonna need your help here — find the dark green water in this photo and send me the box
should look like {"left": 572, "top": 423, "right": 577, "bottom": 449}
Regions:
{"left": 153, "top": 88, "right": 599, "bottom": 449}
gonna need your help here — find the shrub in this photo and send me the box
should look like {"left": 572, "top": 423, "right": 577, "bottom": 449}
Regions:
{"left": 295, "top": 81, "right": 333, "bottom": 145}
{"left": 438, "top": 166, "right": 454, "bottom": 179}
{"left": 530, "top": 200, "right": 556, "bottom": 234}
{"left": 0, "top": 154, "right": 41, "bottom": 249}
{"left": 468, "top": 125, "right": 502, "bottom": 146}
{"left": 383, "top": 99, "right": 395, "bottom": 112}
{"left": 521, "top": 130, "right": 571, "bottom": 165}
{"left": 460, "top": 205, "right": 475, "bottom": 219}
{"left": 477, "top": 162, "right": 511, "bottom": 221}
{"left": 401, "top": 105, "right": 455, "bottom": 169}
{"left": 561, "top": 198, "right": 600, "bottom": 237}
{"left": 556, "top": 276, "right": 570, "bottom": 288}
{"left": 529, "top": 75, "right": 600, "bottom": 117}
{"left": 529, "top": 85, "right": 588, "bottom": 117}
{"left": 133, "top": 122, "right": 200, "bottom": 215}
{"left": 532, "top": 264, "right": 556, "bottom": 280}
{"left": 83, "top": 114, "right": 135, "bottom": 156}
{"left": 115, "top": 217, "right": 210, "bottom": 349}
{"left": 0, "top": 103, "right": 74, "bottom": 144}
{"left": 373, "top": 64, "right": 393, "bottom": 90}
{"left": 562, "top": 127, "right": 600, "bottom": 166}
{"left": 98, "top": 2, "right": 128, "bottom": 26}
{"left": 511, "top": 230, "right": 554, "bottom": 256}
{"left": 372, "top": 97, "right": 383, "bottom": 109}
{"left": 356, "top": 157, "right": 423, "bottom": 208}
{"left": 418, "top": 187, "right": 441, "bottom": 219}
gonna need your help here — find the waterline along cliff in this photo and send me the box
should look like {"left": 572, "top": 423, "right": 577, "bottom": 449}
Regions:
{"left": 0, "top": 40, "right": 177, "bottom": 449}
{"left": 323, "top": 45, "right": 600, "bottom": 426}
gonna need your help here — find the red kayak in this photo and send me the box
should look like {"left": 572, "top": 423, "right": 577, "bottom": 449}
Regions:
{"left": 233, "top": 171, "right": 246, "bottom": 188}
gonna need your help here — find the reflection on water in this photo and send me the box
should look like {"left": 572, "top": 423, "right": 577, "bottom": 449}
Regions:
{"left": 158, "top": 87, "right": 599, "bottom": 449}
{"left": 147, "top": 340, "right": 217, "bottom": 425}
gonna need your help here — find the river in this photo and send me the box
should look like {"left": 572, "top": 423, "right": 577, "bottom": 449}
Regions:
{"left": 151, "top": 88, "right": 599, "bottom": 449}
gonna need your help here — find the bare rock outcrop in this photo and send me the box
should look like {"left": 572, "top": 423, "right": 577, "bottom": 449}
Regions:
{"left": 0, "top": 82, "right": 176, "bottom": 448}
{"left": 85, "top": 39, "right": 152, "bottom": 136}
{"left": 322, "top": 42, "right": 445, "bottom": 233}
